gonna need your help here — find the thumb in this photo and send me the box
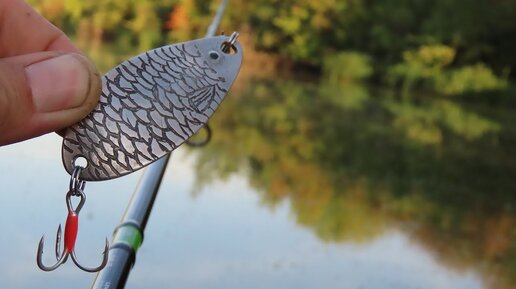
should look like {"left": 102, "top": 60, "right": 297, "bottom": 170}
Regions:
{"left": 0, "top": 52, "right": 101, "bottom": 145}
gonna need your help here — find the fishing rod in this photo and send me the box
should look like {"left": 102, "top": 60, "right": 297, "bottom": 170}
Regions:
{"left": 91, "top": 0, "right": 230, "bottom": 288}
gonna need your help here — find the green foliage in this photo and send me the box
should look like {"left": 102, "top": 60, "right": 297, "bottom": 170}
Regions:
{"left": 227, "top": 0, "right": 350, "bottom": 63}
{"left": 389, "top": 45, "right": 507, "bottom": 95}
{"left": 402, "top": 44, "right": 456, "bottom": 70}
{"left": 437, "top": 64, "right": 508, "bottom": 95}
{"left": 29, "top": 0, "right": 177, "bottom": 52}
{"left": 323, "top": 51, "right": 373, "bottom": 84}
{"left": 229, "top": 0, "right": 516, "bottom": 77}
{"left": 385, "top": 99, "right": 501, "bottom": 145}
{"left": 320, "top": 83, "right": 370, "bottom": 110}
{"left": 28, "top": 0, "right": 516, "bottom": 93}
{"left": 223, "top": 0, "right": 516, "bottom": 93}
{"left": 388, "top": 44, "right": 456, "bottom": 92}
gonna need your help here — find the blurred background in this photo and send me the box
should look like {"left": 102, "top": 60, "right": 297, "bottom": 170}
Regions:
{"left": 0, "top": 0, "right": 514, "bottom": 288}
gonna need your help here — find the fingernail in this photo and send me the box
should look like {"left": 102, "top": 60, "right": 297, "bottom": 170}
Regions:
{"left": 26, "top": 54, "right": 97, "bottom": 113}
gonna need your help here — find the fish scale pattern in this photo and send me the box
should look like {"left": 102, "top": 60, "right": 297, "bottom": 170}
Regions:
{"left": 62, "top": 40, "right": 231, "bottom": 181}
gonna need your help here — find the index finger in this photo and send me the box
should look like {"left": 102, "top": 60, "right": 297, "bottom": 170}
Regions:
{"left": 0, "top": 0, "right": 80, "bottom": 57}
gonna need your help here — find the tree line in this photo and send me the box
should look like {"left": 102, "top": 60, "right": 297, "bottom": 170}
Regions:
{"left": 29, "top": 0, "right": 516, "bottom": 94}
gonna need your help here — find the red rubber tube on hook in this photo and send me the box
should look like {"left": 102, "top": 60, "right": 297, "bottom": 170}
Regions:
{"left": 64, "top": 210, "right": 79, "bottom": 253}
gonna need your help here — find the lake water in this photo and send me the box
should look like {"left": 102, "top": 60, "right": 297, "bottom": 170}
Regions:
{"left": 0, "top": 76, "right": 514, "bottom": 289}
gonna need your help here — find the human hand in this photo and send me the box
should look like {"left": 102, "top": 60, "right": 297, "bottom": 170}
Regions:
{"left": 0, "top": 0, "right": 101, "bottom": 145}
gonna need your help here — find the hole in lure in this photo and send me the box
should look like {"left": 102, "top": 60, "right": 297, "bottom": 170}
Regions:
{"left": 221, "top": 32, "right": 239, "bottom": 55}
{"left": 220, "top": 43, "right": 237, "bottom": 55}
{"left": 73, "top": 156, "right": 89, "bottom": 169}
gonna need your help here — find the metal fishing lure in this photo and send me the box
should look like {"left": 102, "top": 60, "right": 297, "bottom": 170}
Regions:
{"left": 37, "top": 33, "right": 243, "bottom": 272}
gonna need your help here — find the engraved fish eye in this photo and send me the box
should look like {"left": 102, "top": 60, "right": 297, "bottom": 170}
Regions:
{"left": 209, "top": 51, "right": 220, "bottom": 60}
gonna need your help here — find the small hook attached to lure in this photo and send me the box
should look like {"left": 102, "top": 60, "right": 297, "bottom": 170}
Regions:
{"left": 36, "top": 166, "right": 109, "bottom": 272}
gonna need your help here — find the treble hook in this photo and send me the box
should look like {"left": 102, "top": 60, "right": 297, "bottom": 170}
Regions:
{"left": 36, "top": 167, "right": 109, "bottom": 272}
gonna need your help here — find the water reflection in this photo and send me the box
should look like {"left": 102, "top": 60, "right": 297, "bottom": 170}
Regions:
{"left": 0, "top": 125, "right": 499, "bottom": 289}
{"left": 190, "top": 78, "right": 515, "bottom": 289}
